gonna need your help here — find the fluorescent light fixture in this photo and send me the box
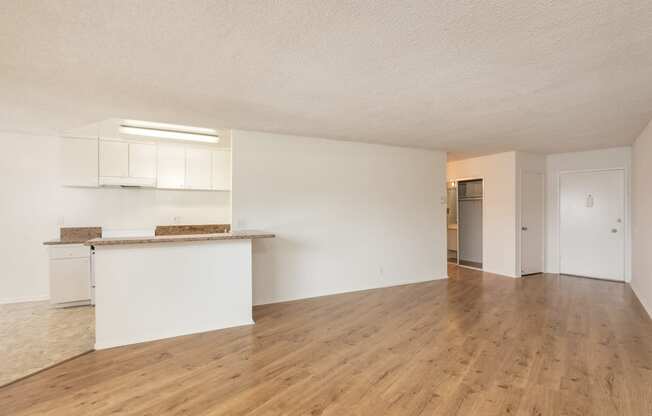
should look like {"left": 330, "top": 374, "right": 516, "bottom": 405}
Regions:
{"left": 122, "top": 119, "right": 217, "bottom": 135}
{"left": 120, "top": 120, "right": 219, "bottom": 143}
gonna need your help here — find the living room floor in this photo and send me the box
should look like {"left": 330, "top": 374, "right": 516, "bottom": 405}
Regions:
{"left": 1, "top": 265, "right": 651, "bottom": 415}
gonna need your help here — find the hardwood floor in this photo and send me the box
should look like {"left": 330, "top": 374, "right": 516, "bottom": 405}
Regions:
{"left": 1, "top": 265, "right": 651, "bottom": 415}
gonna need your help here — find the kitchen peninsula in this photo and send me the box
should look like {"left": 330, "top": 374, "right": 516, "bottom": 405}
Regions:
{"left": 86, "top": 230, "right": 274, "bottom": 349}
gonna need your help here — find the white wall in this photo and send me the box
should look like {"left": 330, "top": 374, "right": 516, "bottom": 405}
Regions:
{"left": 447, "top": 152, "right": 519, "bottom": 277}
{"left": 0, "top": 131, "right": 231, "bottom": 303}
{"left": 632, "top": 120, "right": 652, "bottom": 317}
{"left": 231, "top": 130, "right": 447, "bottom": 306}
{"left": 544, "top": 147, "right": 632, "bottom": 280}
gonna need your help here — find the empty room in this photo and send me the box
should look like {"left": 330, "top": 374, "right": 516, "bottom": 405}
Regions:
{"left": 1, "top": 2, "right": 651, "bottom": 415}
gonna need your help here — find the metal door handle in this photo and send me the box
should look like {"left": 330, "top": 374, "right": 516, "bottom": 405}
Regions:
{"left": 611, "top": 228, "right": 618, "bottom": 233}
{"left": 522, "top": 226, "right": 528, "bottom": 231}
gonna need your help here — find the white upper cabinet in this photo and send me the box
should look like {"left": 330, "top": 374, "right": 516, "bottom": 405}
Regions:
{"left": 99, "top": 139, "right": 156, "bottom": 186}
{"left": 129, "top": 142, "right": 157, "bottom": 180}
{"left": 99, "top": 140, "right": 129, "bottom": 179}
{"left": 68, "top": 134, "right": 231, "bottom": 191}
{"left": 61, "top": 137, "right": 99, "bottom": 187}
{"left": 185, "top": 147, "right": 213, "bottom": 190}
{"left": 212, "top": 149, "right": 231, "bottom": 191}
{"left": 157, "top": 145, "right": 186, "bottom": 189}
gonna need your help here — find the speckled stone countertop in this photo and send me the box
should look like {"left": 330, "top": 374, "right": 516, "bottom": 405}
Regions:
{"left": 85, "top": 230, "right": 275, "bottom": 246}
{"left": 43, "top": 227, "right": 102, "bottom": 245}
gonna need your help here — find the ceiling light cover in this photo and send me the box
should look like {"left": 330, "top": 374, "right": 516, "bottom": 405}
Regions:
{"left": 122, "top": 119, "right": 217, "bottom": 135}
{"left": 119, "top": 125, "right": 219, "bottom": 143}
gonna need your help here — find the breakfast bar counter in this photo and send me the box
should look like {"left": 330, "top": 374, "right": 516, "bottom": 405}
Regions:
{"left": 85, "top": 230, "right": 274, "bottom": 246}
{"left": 88, "top": 230, "right": 274, "bottom": 350}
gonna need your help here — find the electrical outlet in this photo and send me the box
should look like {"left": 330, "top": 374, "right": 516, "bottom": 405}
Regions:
{"left": 173, "top": 216, "right": 181, "bottom": 224}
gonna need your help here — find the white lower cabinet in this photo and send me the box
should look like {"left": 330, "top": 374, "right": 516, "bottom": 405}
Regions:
{"left": 49, "top": 244, "right": 92, "bottom": 307}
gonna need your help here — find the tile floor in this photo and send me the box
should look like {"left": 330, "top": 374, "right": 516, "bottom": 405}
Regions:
{"left": 0, "top": 301, "right": 94, "bottom": 386}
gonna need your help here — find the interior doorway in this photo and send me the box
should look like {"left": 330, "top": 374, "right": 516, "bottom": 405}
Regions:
{"left": 446, "top": 182, "right": 458, "bottom": 263}
{"left": 447, "top": 178, "right": 483, "bottom": 270}
{"left": 559, "top": 169, "right": 625, "bottom": 281}
{"left": 458, "top": 179, "right": 483, "bottom": 269}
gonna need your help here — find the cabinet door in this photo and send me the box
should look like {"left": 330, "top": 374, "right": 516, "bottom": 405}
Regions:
{"left": 157, "top": 145, "right": 186, "bottom": 189}
{"left": 61, "top": 137, "right": 98, "bottom": 187}
{"left": 50, "top": 257, "right": 91, "bottom": 304}
{"left": 99, "top": 140, "right": 129, "bottom": 178}
{"left": 185, "top": 148, "right": 213, "bottom": 190}
{"left": 129, "top": 143, "right": 157, "bottom": 179}
{"left": 212, "top": 150, "right": 231, "bottom": 190}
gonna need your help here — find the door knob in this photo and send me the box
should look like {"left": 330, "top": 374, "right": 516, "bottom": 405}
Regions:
{"left": 522, "top": 226, "right": 528, "bottom": 231}
{"left": 611, "top": 228, "right": 618, "bottom": 233}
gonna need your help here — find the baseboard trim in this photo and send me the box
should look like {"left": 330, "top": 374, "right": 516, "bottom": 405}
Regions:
{"left": 95, "top": 320, "right": 256, "bottom": 350}
{"left": 254, "top": 275, "right": 448, "bottom": 307}
{"left": 631, "top": 282, "right": 652, "bottom": 320}
{"left": 0, "top": 295, "right": 49, "bottom": 305}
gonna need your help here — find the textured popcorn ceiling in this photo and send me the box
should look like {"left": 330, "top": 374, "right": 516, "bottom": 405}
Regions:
{"left": 1, "top": 1, "right": 651, "bottom": 158}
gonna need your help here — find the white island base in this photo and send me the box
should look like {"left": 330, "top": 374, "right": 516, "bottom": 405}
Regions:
{"left": 92, "top": 235, "right": 266, "bottom": 350}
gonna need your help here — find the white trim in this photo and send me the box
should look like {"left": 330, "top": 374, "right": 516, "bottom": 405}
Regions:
{"left": 0, "top": 295, "right": 49, "bottom": 305}
{"left": 557, "top": 168, "right": 627, "bottom": 282}
{"left": 457, "top": 263, "right": 483, "bottom": 272}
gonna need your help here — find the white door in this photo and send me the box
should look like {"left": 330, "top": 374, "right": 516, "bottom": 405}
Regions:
{"left": 560, "top": 170, "right": 625, "bottom": 281}
{"left": 521, "top": 171, "right": 544, "bottom": 275}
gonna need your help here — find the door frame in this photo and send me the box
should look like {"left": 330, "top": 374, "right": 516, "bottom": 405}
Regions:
{"left": 557, "top": 167, "right": 627, "bottom": 281}
{"left": 454, "top": 176, "right": 485, "bottom": 271}
{"left": 520, "top": 170, "right": 545, "bottom": 276}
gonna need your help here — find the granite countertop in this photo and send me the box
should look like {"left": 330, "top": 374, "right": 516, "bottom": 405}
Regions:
{"left": 44, "top": 227, "right": 103, "bottom": 245}
{"left": 85, "top": 230, "right": 275, "bottom": 246}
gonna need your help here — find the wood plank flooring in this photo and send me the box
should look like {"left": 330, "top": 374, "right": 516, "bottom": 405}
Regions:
{"left": 1, "top": 265, "right": 651, "bottom": 415}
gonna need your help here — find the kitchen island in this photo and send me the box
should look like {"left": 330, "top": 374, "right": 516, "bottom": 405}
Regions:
{"left": 86, "top": 230, "right": 274, "bottom": 350}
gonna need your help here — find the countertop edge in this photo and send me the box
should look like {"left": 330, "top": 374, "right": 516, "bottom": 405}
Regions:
{"left": 43, "top": 239, "right": 92, "bottom": 246}
{"left": 84, "top": 231, "right": 275, "bottom": 246}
